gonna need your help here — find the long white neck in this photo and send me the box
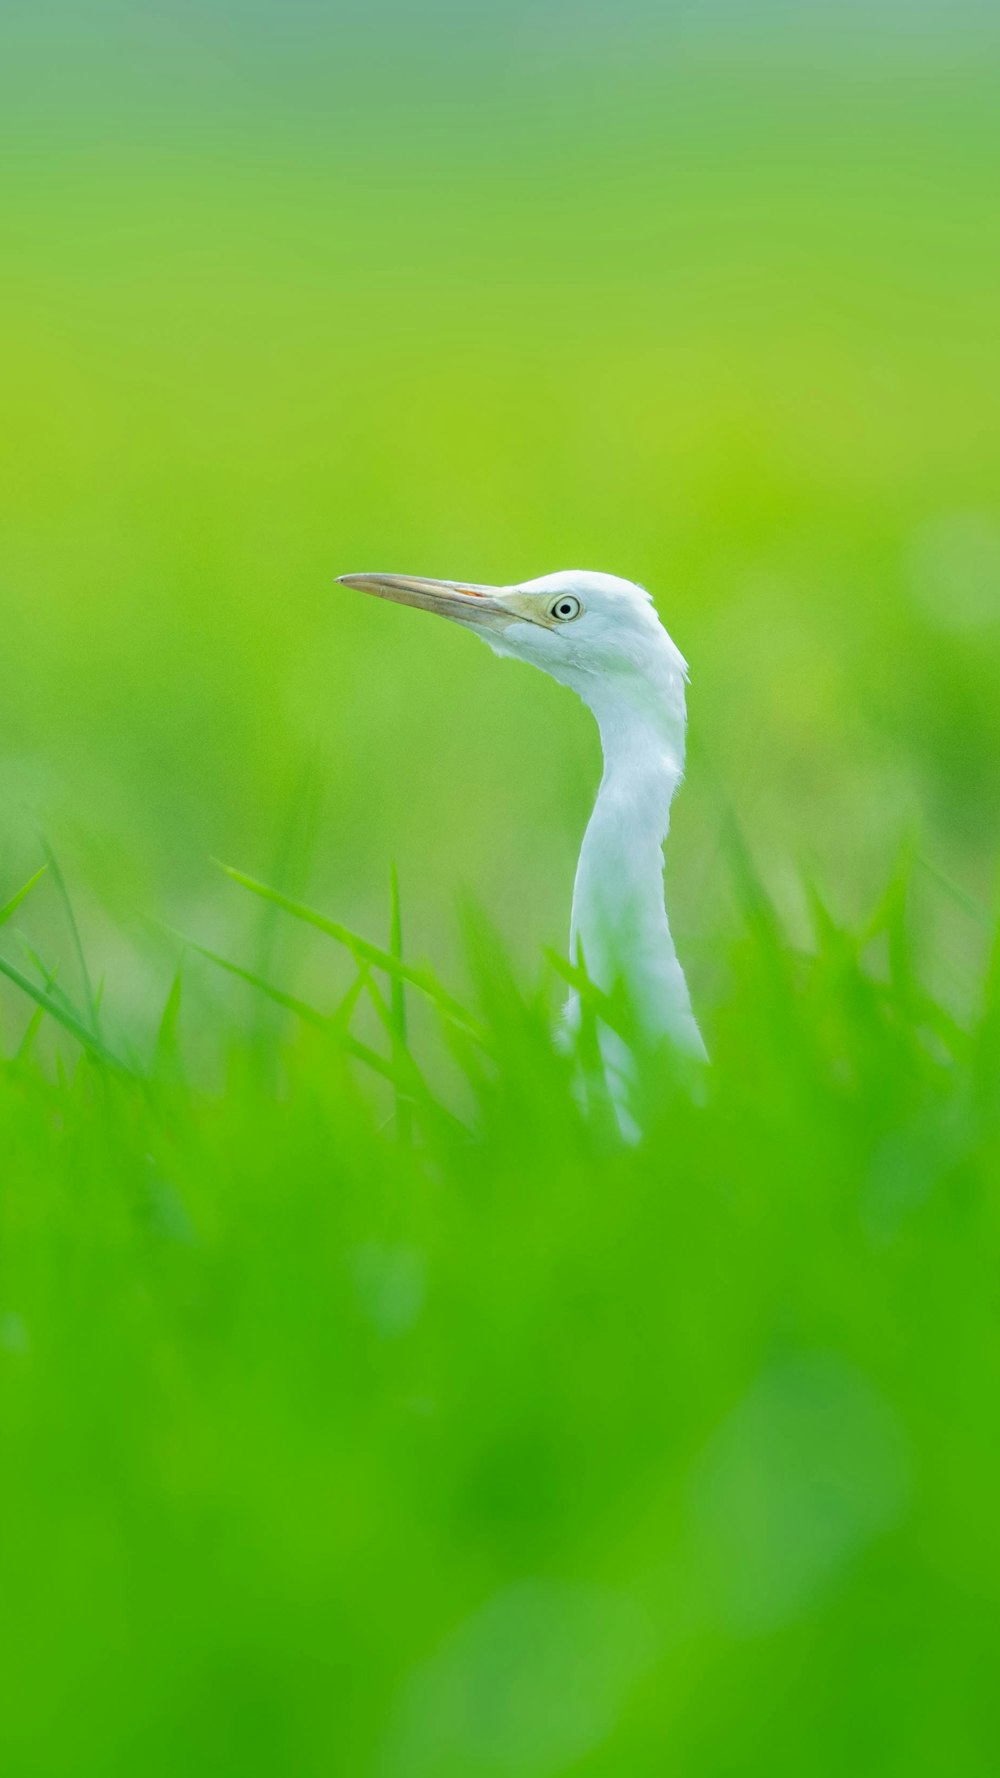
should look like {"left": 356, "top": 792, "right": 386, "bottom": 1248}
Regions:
{"left": 569, "top": 666, "right": 705, "bottom": 1060}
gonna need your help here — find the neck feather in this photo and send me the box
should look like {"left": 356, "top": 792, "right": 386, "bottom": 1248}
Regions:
{"left": 569, "top": 666, "right": 703, "bottom": 1056}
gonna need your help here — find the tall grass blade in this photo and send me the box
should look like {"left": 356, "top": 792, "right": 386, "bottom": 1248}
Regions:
{"left": 388, "top": 863, "right": 412, "bottom": 1143}
{"left": 388, "top": 863, "right": 408, "bottom": 1050}
{"left": 918, "top": 853, "right": 993, "bottom": 929}
{"left": 0, "top": 864, "right": 47, "bottom": 929}
{"left": 13, "top": 1002, "right": 46, "bottom": 1065}
{"left": 182, "top": 935, "right": 404, "bottom": 1087}
{"left": 0, "top": 954, "right": 127, "bottom": 1071}
{"left": 332, "top": 965, "right": 372, "bottom": 1033}
{"left": 218, "top": 861, "right": 486, "bottom": 1040}
{"left": 543, "top": 946, "right": 630, "bottom": 1040}
{"left": 364, "top": 967, "right": 453, "bottom": 1135}
{"left": 154, "top": 965, "right": 185, "bottom": 1082}
{"left": 16, "top": 935, "right": 89, "bottom": 1026}
{"left": 38, "top": 838, "right": 101, "bottom": 1035}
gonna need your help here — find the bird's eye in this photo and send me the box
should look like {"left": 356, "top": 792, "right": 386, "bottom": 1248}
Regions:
{"left": 549, "top": 595, "right": 582, "bottom": 623}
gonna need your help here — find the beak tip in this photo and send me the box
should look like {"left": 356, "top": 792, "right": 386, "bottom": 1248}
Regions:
{"left": 332, "top": 572, "right": 505, "bottom": 626}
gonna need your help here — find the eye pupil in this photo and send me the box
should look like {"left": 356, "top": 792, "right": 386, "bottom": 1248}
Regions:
{"left": 550, "top": 594, "right": 580, "bottom": 621}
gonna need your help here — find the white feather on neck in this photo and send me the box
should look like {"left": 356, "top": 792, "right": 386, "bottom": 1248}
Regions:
{"left": 567, "top": 647, "right": 705, "bottom": 1065}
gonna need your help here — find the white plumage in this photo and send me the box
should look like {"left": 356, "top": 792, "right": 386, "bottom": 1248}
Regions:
{"left": 339, "top": 568, "right": 705, "bottom": 1117}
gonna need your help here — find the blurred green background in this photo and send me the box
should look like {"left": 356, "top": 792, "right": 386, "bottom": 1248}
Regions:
{"left": 2, "top": 0, "right": 998, "bottom": 1020}
{"left": 2, "top": 5, "right": 1000, "bottom": 1775}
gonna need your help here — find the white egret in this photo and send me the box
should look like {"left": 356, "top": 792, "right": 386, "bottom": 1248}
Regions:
{"left": 338, "top": 570, "right": 706, "bottom": 1116}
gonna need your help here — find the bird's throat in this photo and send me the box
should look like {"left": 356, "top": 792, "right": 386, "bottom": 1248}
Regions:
{"left": 569, "top": 692, "right": 703, "bottom": 1058}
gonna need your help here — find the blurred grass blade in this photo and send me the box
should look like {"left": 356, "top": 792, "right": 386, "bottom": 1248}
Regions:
{"left": 332, "top": 964, "right": 371, "bottom": 1033}
{"left": 182, "top": 935, "right": 403, "bottom": 1087}
{"left": 16, "top": 935, "right": 88, "bottom": 1025}
{"left": 182, "top": 935, "right": 328, "bottom": 1028}
{"left": 974, "top": 887, "right": 1000, "bottom": 1103}
{"left": 157, "top": 966, "right": 184, "bottom": 1051}
{"left": 366, "top": 967, "right": 468, "bottom": 1141}
{"left": 253, "top": 751, "right": 327, "bottom": 993}
{"left": 0, "top": 864, "right": 47, "bottom": 929}
{"left": 14, "top": 1002, "right": 46, "bottom": 1065}
{"left": 16, "top": 935, "right": 60, "bottom": 990}
{"left": 366, "top": 969, "right": 423, "bottom": 1098}
{"left": 154, "top": 965, "right": 185, "bottom": 1081}
{"left": 918, "top": 853, "right": 993, "bottom": 929}
{"left": 38, "top": 838, "right": 101, "bottom": 1035}
{"left": 388, "top": 864, "right": 412, "bottom": 1143}
{"left": 544, "top": 946, "right": 630, "bottom": 1040}
{"left": 389, "top": 863, "right": 408, "bottom": 1050}
{"left": 218, "top": 861, "right": 486, "bottom": 1040}
{"left": 0, "top": 954, "right": 128, "bottom": 1071}
{"left": 723, "top": 810, "right": 782, "bottom": 943}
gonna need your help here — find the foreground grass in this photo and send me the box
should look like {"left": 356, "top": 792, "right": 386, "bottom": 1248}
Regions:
{"left": 1, "top": 864, "right": 999, "bottom": 1778}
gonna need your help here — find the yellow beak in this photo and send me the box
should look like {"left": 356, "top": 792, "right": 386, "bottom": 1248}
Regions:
{"left": 337, "top": 572, "right": 511, "bottom": 631}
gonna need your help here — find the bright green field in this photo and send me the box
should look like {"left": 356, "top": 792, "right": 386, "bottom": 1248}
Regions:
{"left": 2, "top": 5, "right": 1000, "bottom": 1772}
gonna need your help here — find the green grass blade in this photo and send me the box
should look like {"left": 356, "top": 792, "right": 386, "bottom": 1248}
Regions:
{"left": 16, "top": 935, "right": 60, "bottom": 989}
{"left": 365, "top": 968, "right": 468, "bottom": 1140}
{"left": 157, "top": 966, "right": 184, "bottom": 1050}
{"left": 154, "top": 965, "right": 185, "bottom": 1082}
{"left": 13, "top": 1001, "right": 46, "bottom": 1065}
{"left": 182, "top": 936, "right": 404, "bottom": 1087}
{"left": 366, "top": 969, "right": 425, "bottom": 1092}
{"left": 218, "top": 862, "right": 486, "bottom": 1040}
{"left": 543, "top": 946, "right": 630, "bottom": 1040}
{"left": 0, "top": 864, "right": 47, "bottom": 929}
{"left": 182, "top": 935, "right": 330, "bottom": 1028}
{"left": 0, "top": 954, "right": 128, "bottom": 1071}
{"left": 388, "top": 862, "right": 408, "bottom": 1049}
{"left": 38, "top": 839, "right": 101, "bottom": 1035}
{"left": 331, "top": 965, "right": 371, "bottom": 1034}
{"left": 918, "top": 853, "right": 993, "bottom": 929}
{"left": 388, "top": 863, "right": 412, "bottom": 1143}
{"left": 16, "top": 933, "right": 118, "bottom": 1042}
{"left": 15, "top": 935, "right": 86, "bottom": 1024}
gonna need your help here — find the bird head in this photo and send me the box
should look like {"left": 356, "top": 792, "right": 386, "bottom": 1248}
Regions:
{"left": 337, "top": 569, "right": 689, "bottom": 721}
